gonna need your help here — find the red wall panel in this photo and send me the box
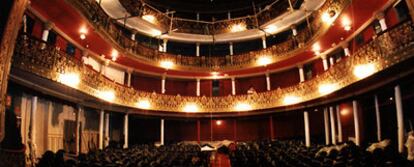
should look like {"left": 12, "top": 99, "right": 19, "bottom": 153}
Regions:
{"left": 236, "top": 75, "right": 267, "bottom": 94}
{"left": 165, "top": 119, "right": 197, "bottom": 142}
{"left": 236, "top": 117, "right": 270, "bottom": 141}
{"left": 270, "top": 68, "right": 300, "bottom": 89}
{"left": 165, "top": 79, "right": 193, "bottom": 96}
{"left": 385, "top": 7, "right": 400, "bottom": 29}
{"left": 200, "top": 80, "right": 212, "bottom": 96}
{"left": 273, "top": 111, "right": 304, "bottom": 140}
{"left": 312, "top": 59, "right": 325, "bottom": 77}
{"left": 219, "top": 79, "right": 232, "bottom": 96}
{"left": 131, "top": 74, "right": 161, "bottom": 93}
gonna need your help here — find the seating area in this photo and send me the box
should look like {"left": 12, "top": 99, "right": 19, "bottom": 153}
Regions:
{"left": 34, "top": 139, "right": 413, "bottom": 167}
{"left": 229, "top": 140, "right": 411, "bottom": 167}
{"left": 36, "top": 144, "right": 210, "bottom": 167}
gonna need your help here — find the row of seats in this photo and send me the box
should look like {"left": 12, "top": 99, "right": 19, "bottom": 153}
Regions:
{"left": 228, "top": 140, "right": 411, "bottom": 167}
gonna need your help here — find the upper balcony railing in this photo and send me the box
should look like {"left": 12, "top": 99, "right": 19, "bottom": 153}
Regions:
{"left": 64, "top": 0, "right": 349, "bottom": 70}
{"left": 12, "top": 20, "right": 414, "bottom": 113}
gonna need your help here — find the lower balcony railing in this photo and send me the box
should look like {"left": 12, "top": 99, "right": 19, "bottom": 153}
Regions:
{"left": 11, "top": 21, "right": 414, "bottom": 113}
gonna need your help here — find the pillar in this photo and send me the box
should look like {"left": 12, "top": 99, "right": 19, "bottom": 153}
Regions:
{"left": 162, "top": 39, "right": 168, "bottom": 52}
{"left": 98, "top": 110, "right": 104, "bottom": 149}
{"left": 336, "top": 105, "right": 343, "bottom": 143}
{"left": 75, "top": 106, "right": 82, "bottom": 155}
{"left": 405, "top": 0, "right": 414, "bottom": 22}
{"left": 131, "top": 32, "right": 136, "bottom": 41}
{"left": 322, "top": 55, "right": 329, "bottom": 71}
{"left": 395, "top": 85, "right": 404, "bottom": 153}
{"left": 269, "top": 116, "right": 274, "bottom": 140}
{"left": 123, "top": 114, "right": 128, "bottom": 148}
{"left": 0, "top": 1, "right": 30, "bottom": 129}
{"left": 196, "top": 78, "right": 201, "bottom": 96}
{"left": 291, "top": 26, "right": 298, "bottom": 36}
{"left": 196, "top": 43, "right": 200, "bottom": 57}
{"left": 266, "top": 73, "right": 271, "bottom": 91}
{"left": 304, "top": 111, "right": 311, "bottom": 147}
{"left": 41, "top": 22, "right": 54, "bottom": 42}
{"left": 342, "top": 43, "right": 350, "bottom": 56}
{"left": 376, "top": 12, "right": 387, "bottom": 31}
{"left": 126, "top": 70, "right": 132, "bottom": 87}
{"left": 229, "top": 42, "right": 234, "bottom": 56}
{"left": 231, "top": 77, "right": 236, "bottom": 95}
{"left": 30, "top": 96, "right": 38, "bottom": 151}
{"left": 298, "top": 65, "right": 305, "bottom": 82}
{"left": 160, "top": 119, "right": 165, "bottom": 145}
{"left": 353, "top": 100, "right": 360, "bottom": 146}
{"left": 104, "top": 113, "right": 110, "bottom": 148}
{"left": 197, "top": 120, "right": 201, "bottom": 143}
{"left": 161, "top": 75, "right": 166, "bottom": 94}
{"left": 374, "top": 95, "right": 381, "bottom": 141}
{"left": 329, "top": 57, "right": 335, "bottom": 67}
{"left": 329, "top": 106, "right": 337, "bottom": 145}
{"left": 262, "top": 36, "right": 267, "bottom": 49}
{"left": 324, "top": 108, "right": 330, "bottom": 145}
{"left": 100, "top": 60, "right": 109, "bottom": 75}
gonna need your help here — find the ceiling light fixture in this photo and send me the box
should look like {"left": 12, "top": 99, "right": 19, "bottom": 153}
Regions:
{"left": 183, "top": 103, "right": 199, "bottom": 113}
{"left": 283, "top": 96, "right": 301, "bottom": 105}
{"left": 257, "top": 56, "right": 272, "bottom": 66}
{"left": 111, "top": 49, "right": 119, "bottom": 61}
{"left": 160, "top": 60, "right": 174, "bottom": 70}
{"left": 321, "top": 10, "right": 336, "bottom": 24}
{"left": 353, "top": 63, "right": 376, "bottom": 79}
{"left": 230, "top": 23, "right": 247, "bottom": 33}
{"left": 341, "top": 16, "right": 352, "bottom": 31}
{"left": 142, "top": 14, "right": 157, "bottom": 24}
{"left": 312, "top": 43, "right": 321, "bottom": 55}
{"left": 58, "top": 72, "right": 80, "bottom": 88}
{"left": 79, "top": 26, "right": 88, "bottom": 40}
{"left": 136, "top": 99, "right": 151, "bottom": 109}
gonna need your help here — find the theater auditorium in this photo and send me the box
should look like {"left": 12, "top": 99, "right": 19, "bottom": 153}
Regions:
{"left": 2, "top": 0, "right": 414, "bottom": 166}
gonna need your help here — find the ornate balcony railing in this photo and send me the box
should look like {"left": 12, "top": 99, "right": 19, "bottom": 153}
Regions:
{"left": 64, "top": 0, "right": 349, "bottom": 70}
{"left": 12, "top": 21, "right": 414, "bottom": 113}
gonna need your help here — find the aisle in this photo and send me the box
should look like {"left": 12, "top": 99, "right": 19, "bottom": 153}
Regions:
{"left": 210, "top": 152, "right": 231, "bottom": 167}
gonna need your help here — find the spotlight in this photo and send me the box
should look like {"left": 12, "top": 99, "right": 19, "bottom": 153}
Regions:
{"left": 183, "top": 103, "right": 199, "bottom": 113}
{"left": 283, "top": 96, "right": 300, "bottom": 105}
{"left": 136, "top": 100, "right": 151, "bottom": 109}
{"left": 230, "top": 23, "right": 247, "bottom": 32}
{"left": 234, "top": 102, "right": 252, "bottom": 111}
{"left": 142, "top": 14, "right": 157, "bottom": 24}
{"left": 353, "top": 63, "right": 376, "bottom": 79}
{"left": 160, "top": 60, "right": 174, "bottom": 70}
{"left": 97, "top": 90, "right": 115, "bottom": 102}
{"left": 257, "top": 56, "right": 272, "bottom": 66}
{"left": 58, "top": 73, "right": 80, "bottom": 88}
{"left": 79, "top": 26, "right": 88, "bottom": 40}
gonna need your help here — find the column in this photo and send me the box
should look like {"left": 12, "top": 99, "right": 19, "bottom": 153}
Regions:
{"left": 162, "top": 39, "right": 168, "bottom": 52}
{"left": 405, "top": 0, "right": 414, "bottom": 22}
{"left": 123, "top": 114, "right": 128, "bottom": 148}
{"left": 126, "top": 70, "right": 132, "bottom": 87}
{"left": 329, "top": 106, "right": 337, "bottom": 145}
{"left": 30, "top": 96, "right": 38, "bottom": 151}
{"left": 131, "top": 32, "right": 136, "bottom": 41}
{"left": 231, "top": 77, "right": 236, "bottom": 95}
{"left": 196, "top": 78, "right": 201, "bottom": 96}
{"left": 322, "top": 55, "right": 329, "bottom": 71}
{"left": 266, "top": 73, "right": 271, "bottom": 91}
{"left": 98, "top": 110, "right": 104, "bottom": 149}
{"left": 291, "top": 25, "right": 298, "bottom": 36}
{"left": 329, "top": 57, "right": 335, "bottom": 67}
{"left": 394, "top": 85, "right": 404, "bottom": 153}
{"left": 304, "top": 111, "right": 311, "bottom": 147}
{"left": 342, "top": 43, "right": 350, "bottom": 56}
{"left": 298, "top": 65, "right": 305, "bottom": 83}
{"left": 229, "top": 42, "right": 234, "bottom": 56}
{"left": 336, "top": 105, "right": 343, "bottom": 143}
{"left": 160, "top": 119, "right": 165, "bottom": 145}
{"left": 161, "top": 75, "right": 166, "bottom": 94}
{"left": 324, "top": 108, "right": 330, "bottom": 145}
{"left": 196, "top": 43, "right": 200, "bottom": 57}
{"left": 197, "top": 120, "right": 201, "bottom": 144}
{"left": 41, "top": 22, "right": 54, "bottom": 42}
{"left": 104, "top": 113, "right": 110, "bottom": 148}
{"left": 374, "top": 95, "right": 381, "bottom": 141}
{"left": 0, "top": 1, "right": 30, "bottom": 134}
{"left": 269, "top": 116, "right": 274, "bottom": 140}
{"left": 262, "top": 36, "right": 267, "bottom": 49}
{"left": 353, "top": 100, "right": 360, "bottom": 146}
{"left": 377, "top": 12, "right": 387, "bottom": 31}
{"left": 75, "top": 106, "right": 82, "bottom": 155}
{"left": 100, "top": 60, "right": 109, "bottom": 75}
